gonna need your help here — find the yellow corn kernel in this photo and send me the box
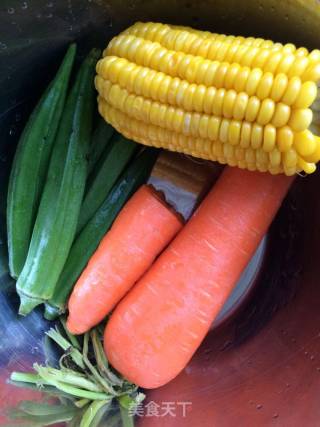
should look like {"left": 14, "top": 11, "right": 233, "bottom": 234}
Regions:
{"left": 257, "top": 99, "right": 275, "bottom": 126}
{"left": 245, "top": 96, "right": 260, "bottom": 122}
{"left": 247, "top": 163, "right": 257, "bottom": 171}
{"left": 251, "top": 124, "right": 263, "bottom": 149}
{"left": 287, "top": 56, "right": 309, "bottom": 78}
{"left": 235, "top": 147, "right": 245, "bottom": 160}
{"left": 271, "top": 103, "right": 291, "bottom": 127}
{"left": 98, "top": 22, "right": 320, "bottom": 175}
{"left": 309, "top": 49, "right": 320, "bottom": 62}
{"left": 257, "top": 163, "right": 268, "bottom": 172}
{"left": 228, "top": 120, "right": 242, "bottom": 145}
{"left": 296, "top": 47, "right": 309, "bottom": 57}
{"left": 256, "top": 148, "right": 269, "bottom": 165}
{"left": 223, "top": 90, "right": 237, "bottom": 118}
{"left": 245, "top": 68, "right": 263, "bottom": 96}
{"left": 277, "top": 126, "right": 294, "bottom": 151}
{"left": 207, "top": 117, "right": 221, "bottom": 140}
{"left": 301, "top": 63, "right": 320, "bottom": 82}
{"left": 283, "top": 165, "right": 297, "bottom": 176}
{"left": 283, "top": 149, "right": 298, "bottom": 168}
{"left": 256, "top": 72, "right": 273, "bottom": 99}
{"left": 233, "top": 92, "right": 249, "bottom": 120}
{"left": 270, "top": 74, "right": 288, "bottom": 101}
{"left": 219, "top": 119, "right": 230, "bottom": 143}
{"left": 293, "top": 130, "right": 317, "bottom": 156}
{"left": 269, "top": 165, "right": 283, "bottom": 175}
{"left": 281, "top": 76, "right": 301, "bottom": 105}
{"left": 297, "top": 158, "right": 317, "bottom": 174}
{"left": 288, "top": 109, "right": 313, "bottom": 132}
{"left": 292, "top": 81, "right": 317, "bottom": 109}
{"left": 225, "top": 63, "right": 242, "bottom": 89}
{"left": 263, "top": 124, "right": 276, "bottom": 152}
{"left": 212, "top": 88, "right": 225, "bottom": 116}
{"left": 276, "top": 54, "right": 295, "bottom": 74}
{"left": 128, "top": 22, "right": 304, "bottom": 60}
{"left": 303, "top": 137, "right": 320, "bottom": 163}
{"left": 238, "top": 122, "right": 251, "bottom": 148}
{"left": 223, "top": 143, "right": 235, "bottom": 159}
{"left": 213, "top": 140, "right": 223, "bottom": 157}
{"left": 200, "top": 86, "right": 214, "bottom": 113}
{"left": 245, "top": 147, "right": 256, "bottom": 164}
{"left": 269, "top": 148, "right": 281, "bottom": 166}
{"left": 234, "top": 67, "right": 251, "bottom": 92}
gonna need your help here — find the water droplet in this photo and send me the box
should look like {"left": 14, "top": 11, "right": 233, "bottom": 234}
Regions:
{"left": 316, "top": 367, "right": 320, "bottom": 372}
{"left": 270, "top": 6, "right": 275, "bottom": 12}
{"left": 286, "top": 383, "right": 290, "bottom": 388}
{"left": 46, "top": 13, "right": 53, "bottom": 18}
{"left": 249, "top": 400, "right": 254, "bottom": 405}
{"left": 291, "top": 337, "right": 296, "bottom": 343}
{"left": 9, "top": 126, "right": 16, "bottom": 136}
{"left": 8, "top": 7, "right": 15, "bottom": 14}
{"left": 285, "top": 14, "right": 289, "bottom": 20}
{"left": 21, "top": 2, "right": 28, "bottom": 9}
{"left": 36, "top": 13, "right": 42, "bottom": 18}
{"left": 310, "top": 355, "right": 315, "bottom": 361}
{"left": 304, "top": 351, "right": 308, "bottom": 356}
{"left": 47, "top": 1, "right": 53, "bottom": 6}
{"left": 256, "top": 404, "right": 263, "bottom": 410}
{"left": 272, "top": 413, "right": 279, "bottom": 419}
{"left": 0, "top": 42, "right": 7, "bottom": 50}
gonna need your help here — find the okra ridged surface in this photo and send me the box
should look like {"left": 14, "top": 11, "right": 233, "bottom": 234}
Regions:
{"left": 96, "top": 21, "right": 320, "bottom": 175}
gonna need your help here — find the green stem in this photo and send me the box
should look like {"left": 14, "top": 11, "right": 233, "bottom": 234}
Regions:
{"left": 75, "top": 398, "right": 90, "bottom": 408}
{"left": 82, "top": 333, "right": 117, "bottom": 396}
{"left": 34, "top": 364, "right": 102, "bottom": 392}
{"left": 10, "top": 372, "right": 42, "bottom": 384}
{"left": 60, "top": 316, "right": 81, "bottom": 350}
{"left": 34, "top": 366, "right": 108, "bottom": 400}
{"left": 46, "top": 327, "right": 85, "bottom": 369}
{"left": 80, "top": 400, "right": 110, "bottom": 427}
{"left": 120, "top": 405, "right": 135, "bottom": 427}
{"left": 91, "top": 330, "right": 123, "bottom": 387}
{"left": 18, "top": 400, "right": 75, "bottom": 416}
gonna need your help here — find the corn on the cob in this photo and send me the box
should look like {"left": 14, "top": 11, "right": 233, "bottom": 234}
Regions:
{"left": 96, "top": 22, "right": 320, "bottom": 175}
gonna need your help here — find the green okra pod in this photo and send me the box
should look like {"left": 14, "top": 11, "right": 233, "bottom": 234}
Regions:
{"left": 17, "top": 48, "right": 101, "bottom": 315}
{"left": 7, "top": 44, "right": 76, "bottom": 278}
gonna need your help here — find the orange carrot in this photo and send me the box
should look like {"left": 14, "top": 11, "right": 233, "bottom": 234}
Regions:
{"left": 104, "top": 167, "right": 294, "bottom": 389}
{"left": 67, "top": 184, "right": 183, "bottom": 335}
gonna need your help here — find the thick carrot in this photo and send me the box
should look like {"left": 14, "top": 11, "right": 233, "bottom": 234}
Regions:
{"left": 104, "top": 167, "right": 294, "bottom": 389}
{"left": 67, "top": 184, "right": 183, "bottom": 335}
